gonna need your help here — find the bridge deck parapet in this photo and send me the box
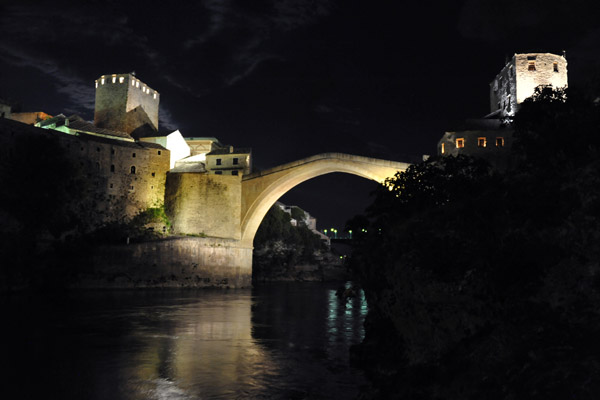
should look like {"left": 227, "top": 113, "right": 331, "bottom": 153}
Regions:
{"left": 243, "top": 153, "right": 410, "bottom": 181}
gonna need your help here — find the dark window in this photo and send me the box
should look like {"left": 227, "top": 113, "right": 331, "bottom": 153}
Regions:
{"left": 130, "top": 185, "right": 134, "bottom": 190}
{"left": 233, "top": 157, "right": 239, "bottom": 165}
{"left": 216, "top": 158, "right": 222, "bottom": 165}
{"left": 215, "top": 171, "right": 223, "bottom": 175}
{"left": 96, "top": 147, "right": 100, "bottom": 152}
{"left": 111, "top": 148, "right": 115, "bottom": 155}
{"left": 151, "top": 186, "right": 154, "bottom": 189}
{"left": 496, "top": 137, "right": 505, "bottom": 147}
{"left": 131, "top": 166, "right": 136, "bottom": 174}
{"left": 478, "top": 137, "right": 487, "bottom": 148}
{"left": 151, "top": 172, "right": 155, "bottom": 177}
{"left": 528, "top": 61, "right": 536, "bottom": 71}
{"left": 553, "top": 62, "right": 559, "bottom": 72}
{"left": 110, "top": 164, "right": 115, "bottom": 172}
{"left": 96, "top": 162, "right": 100, "bottom": 170}
{"left": 109, "top": 183, "right": 113, "bottom": 188}
{"left": 158, "top": 150, "right": 161, "bottom": 155}
{"left": 527, "top": 55, "right": 536, "bottom": 60}
{"left": 132, "top": 153, "right": 136, "bottom": 158}
{"left": 232, "top": 170, "right": 239, "bottom": 176}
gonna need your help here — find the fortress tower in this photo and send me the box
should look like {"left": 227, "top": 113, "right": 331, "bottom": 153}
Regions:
{"left": 490, "top": 52, "right": 567, "bottom": 117}
{"left": 94, "top": 73, "right": 160, "bottom": 134}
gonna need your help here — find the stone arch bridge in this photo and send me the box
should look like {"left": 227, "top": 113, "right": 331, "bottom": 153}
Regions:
{"left": 240, "top": 153, "right": 410, "bottom": 247}
{"left": 164, "top": 153, "right": 409, "bottom": 287}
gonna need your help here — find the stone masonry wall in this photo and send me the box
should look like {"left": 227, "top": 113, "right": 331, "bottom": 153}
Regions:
{"left": 165, "top": 172, "right": 242, "bottom": 239}
{"left": 79, "top": 237, "right": 253, "bottom": 288}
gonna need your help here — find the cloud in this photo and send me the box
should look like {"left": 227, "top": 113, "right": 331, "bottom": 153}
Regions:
{"left": 0, "top": 42, "right": 95, "bottom": 114}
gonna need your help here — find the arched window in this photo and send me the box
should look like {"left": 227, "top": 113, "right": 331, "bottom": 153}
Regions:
{"left": 131, "top": 166, "right": 136, "bottom": 174}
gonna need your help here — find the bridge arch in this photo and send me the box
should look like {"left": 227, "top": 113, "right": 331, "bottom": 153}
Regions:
{"left": 240, "top": 153, "right": 410, "bottom": 247}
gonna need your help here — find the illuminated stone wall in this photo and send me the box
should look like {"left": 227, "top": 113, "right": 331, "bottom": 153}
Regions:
{"left": 165, "top": 172, "right": 242, "bottom": 239}
{"left": 85, "top": 237, "right": 253, "bottom": 288}
{"left": 0, "top": 118, "right": 170, "bottom": 225}
{"left": 94, "top": 73, "right": 160, "bottom": 133}
{"left": 490, "top": 53, "right": 567, "bottom": 117}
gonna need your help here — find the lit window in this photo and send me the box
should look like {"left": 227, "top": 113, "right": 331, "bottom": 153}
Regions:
{"left": 130, "top": 166, "right": 136, "bottom": 174}
{"left": 233, "top": 157, "right": 239, "bottom": 165}
{"left": 216, "top": 158, "right": 222, "bottom": 165}
{"left": 132, "top": 80, "right": 135, "bottom": 86}
{"left": 142, "top": 87, "right": 146, "bottom": 93}
{"left": 95, "top": 81, "right": 98, "bottom": 88}
{"left": 101, "top": 78, "right": 105, "bottom": 85}
{"left": 528, "top": 61, "right": 536, "bottom": 71}
{"left": 153, "top": 93, "right": 157, "bottom": 99}
{"left": 136, "top": 81, "right": 139, "bottom": 88}
{"left": 215, "top": 171, "right": 222, "bottom": 175}
{"left": 119, "top": 77, "right": 124, "bottom": 83}
{"left": 496, "top": 137, "right": 505, "bottom": 147}
{"left": 553, "top": 62, "right": 559, "bottom": 72}
{"left": 456, "top": 138, "right": 465, "bottom": 148}
{"left": 232, "top": 170, "right": 239, "bottom": 176}
{"left": 441, "top": 143, "right": 445, "bottom": 154}
{"left": 478, "top": 137, "right": 487, "bottom": 147}
{"left": 112, "top": 77, "right": 116, "bottom": 83}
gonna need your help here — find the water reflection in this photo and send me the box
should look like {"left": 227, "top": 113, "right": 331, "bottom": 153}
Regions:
{"left": 2, "top": 283, "right": 367, "bottom": 399}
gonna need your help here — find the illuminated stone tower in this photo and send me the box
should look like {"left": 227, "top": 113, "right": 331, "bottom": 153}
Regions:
{"left": 94, "top": 73, "right": 160, "bottom": 134}
{"left": 490, "top": 52, "right": 567, "bottom": 117}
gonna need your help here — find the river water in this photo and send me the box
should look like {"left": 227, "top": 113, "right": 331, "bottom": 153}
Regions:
{"left": 2, "top": 282, "right": 368, "bottom": 399}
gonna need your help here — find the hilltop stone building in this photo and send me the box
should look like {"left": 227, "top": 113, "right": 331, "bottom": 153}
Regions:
{"left": 438, "top": 52, "right": 568, "bottom": 168}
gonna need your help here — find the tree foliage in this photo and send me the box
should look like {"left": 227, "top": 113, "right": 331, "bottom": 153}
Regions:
{"left": 350, "top": 88, "right": 600, "bottom": 399}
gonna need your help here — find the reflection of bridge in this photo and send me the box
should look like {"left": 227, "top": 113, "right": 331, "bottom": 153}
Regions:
{"left": 164, "top": 153, "right": 409, "bottom": 287}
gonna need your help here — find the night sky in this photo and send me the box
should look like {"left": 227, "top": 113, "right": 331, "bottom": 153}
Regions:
{"left": 1, "top": 0, "right": 599, "bottom": 230}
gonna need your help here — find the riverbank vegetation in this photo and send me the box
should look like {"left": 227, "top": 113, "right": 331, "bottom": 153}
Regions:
{"left": 253, "top": 205, "right": 332, "bottom": 281}
{"left": 349, "top": 87, "right": 600, "bottom": 399}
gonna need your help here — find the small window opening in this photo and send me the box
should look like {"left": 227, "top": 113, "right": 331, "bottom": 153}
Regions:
{"left": 157, "top": 150, "right": 161, "bottom": 155}
{"left": 216, "top": 158, "right": 222, "bottom": 165}
{"left": 232, "top": 170, "right": 239, "bottom": 176}
{"left": 232, "top": 157, "right": 239, "bottom": 165}
{"left": 553, "top": 62, "right": 559, "bottom": 72}
{"left": 131, "top": 80, "right": 135, "bottom": 86}
{"left": 136, "top": 81, "right": 139, "bottom": 88}
{"left": 456, "top": 138, "right": 465, "bottom": 148}
{"left": 111, "top": 148, "right": 115, "bottom": 155}
{"left": 151, "top": 172, "right": 155, "bottom": 177}
{"left": 215, "top": 171, "right": 223, "bottom": 175}
{"left": 119, "top": 77, "right": 124, "bottom": 83}
{"left": 101, "top": 78, "right": 105, "bottom": 85}
{"left": 96, "top": 162, "right": 100, "bottom": 170}
{"left": 109, "top": 183, "right": 113, "bottom": 188}
{"left": 478, "top": 137, "right": 487, "bottom": 148}
{"left": 441, "top": 143, "right": 445, "bottom": 154}
{"left": 112, "top": 77, "right": 116, "bottom": 83}
{"left": 153, "top": 93, "right": 157, "bottom": 99}
{"left": 130, "top": 185, "right": 134, "bottom": 190}
{"left": 496, "top": 137, "right": 505, "bottom": 147}
{"left": 95, "top": 81, "right": 98, "bottom": 88}
{"left": 96, "top": 147, "right": 100, "bottom": 152}
{"left": 528, "top": 61, "right": 536, "bottom": 71}
{"left": 527, "top": 56, "right": 537, "bottom": 60}
{"left": 110, "top": 164, "right": 115, "bottom": 172}
{"left": 131, "top": 166, "right": 136, "bottom": 174}
{"left": 132, "top": 153, "right": 136, "bottom": 158}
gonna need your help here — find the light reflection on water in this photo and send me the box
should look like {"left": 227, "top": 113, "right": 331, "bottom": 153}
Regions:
{"left": 2, "top": 282, "right": 367, "bottom": 399}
